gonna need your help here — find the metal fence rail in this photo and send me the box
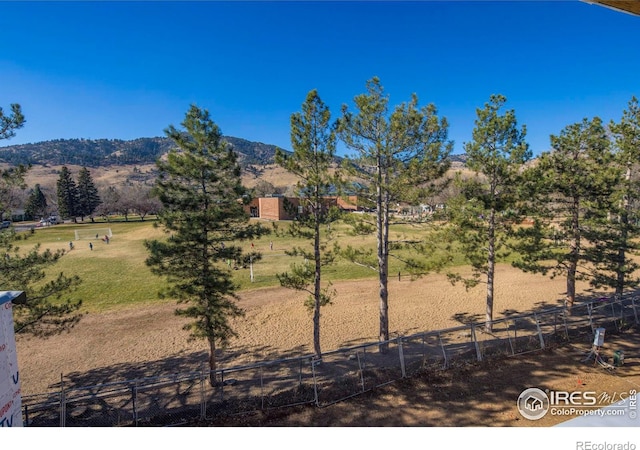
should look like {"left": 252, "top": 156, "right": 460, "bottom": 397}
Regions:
{"left": 21, "top": 295, "right": 640, "bottom": 426}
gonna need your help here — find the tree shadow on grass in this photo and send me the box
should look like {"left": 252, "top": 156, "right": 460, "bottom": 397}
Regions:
{"left": 452, "top": 312, "right": 484, "bottom": 326}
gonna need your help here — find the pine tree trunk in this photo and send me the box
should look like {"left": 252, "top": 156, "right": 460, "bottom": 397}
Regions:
{"left": 616, "top": 165, "right": 632, "bottom": 297}
{"left": 313, "top": 210, "right": 322, "bottom": 359}
{"left": 208, "top": 338, "right": 217, "bottom": 387}
{"left": 377, "top": 160, "right": 390, "bottom": 354}
{"left": 566, "top": 197, "right": 580, "bottom": 313}
{"left": 486, "top": 209, "right": 496, "bottom": 333}
{"left": 617, "top": 210, "right": 628, "bottom": 297}
{"left": 566, "top": 267, "right": 576, "bottom": 313}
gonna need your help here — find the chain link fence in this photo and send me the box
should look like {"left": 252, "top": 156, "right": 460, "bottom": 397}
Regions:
{"left": 21, "top": 295, "right": 640, "bottom": 426}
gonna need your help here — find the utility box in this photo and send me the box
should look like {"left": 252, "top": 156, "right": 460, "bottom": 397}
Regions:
{"left": 613, "top": 350, "right": 625, "bottom": 367}
{"left": 0, "top": 291, "right": 25, "bottom": 427}
{"left": 594, "top": 327, "right": 606, "bottom": 347}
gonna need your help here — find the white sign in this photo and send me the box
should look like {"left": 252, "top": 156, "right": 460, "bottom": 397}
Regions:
{"left": 0, "top": 292, "right": 23, "bottom": 427}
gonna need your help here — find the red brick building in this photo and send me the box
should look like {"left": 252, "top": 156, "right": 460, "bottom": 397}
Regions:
{"left": 244, "top": 196, "right": 360, "bottom": 220}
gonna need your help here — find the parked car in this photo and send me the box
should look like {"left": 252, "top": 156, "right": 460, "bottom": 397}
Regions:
{"left": 38, "top": 216, "right": 61, "bottom": 226}
{"left": 0, "top": 220, "right": 11, "bottom": 229}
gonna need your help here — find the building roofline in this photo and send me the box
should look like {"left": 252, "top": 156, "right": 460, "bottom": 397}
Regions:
{"left": 582, "top": 0, "right": 640, "bottom": 17}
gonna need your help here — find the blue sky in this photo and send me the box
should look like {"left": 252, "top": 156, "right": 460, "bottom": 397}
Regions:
{"left": 1, "top": 0, "right": 639, "bottom": 157}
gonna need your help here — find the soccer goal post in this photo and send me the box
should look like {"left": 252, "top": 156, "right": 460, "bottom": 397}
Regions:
{"left": 74, "top": 228, "right": 113, "bottom": 241}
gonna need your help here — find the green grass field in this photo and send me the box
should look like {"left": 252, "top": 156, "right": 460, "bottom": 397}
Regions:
{"left": 13, "top": 217, "right": 503, "bottom": 313}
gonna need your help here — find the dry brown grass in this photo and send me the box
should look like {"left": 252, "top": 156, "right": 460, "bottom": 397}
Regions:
{"left": 15, "top": 263, "right": 599, "bottom": 396}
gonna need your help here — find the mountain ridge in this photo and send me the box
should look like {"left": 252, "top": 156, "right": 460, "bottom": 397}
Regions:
{"left": 0, "top": 136, "right": 286, "bottom": 168}
{"left": 0, "top": 136, "right": 468, "bottom": 169}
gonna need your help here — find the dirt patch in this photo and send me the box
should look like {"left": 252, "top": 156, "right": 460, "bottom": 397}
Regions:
{"left": 14, "top": 264, "right": 640, "bottom": 426}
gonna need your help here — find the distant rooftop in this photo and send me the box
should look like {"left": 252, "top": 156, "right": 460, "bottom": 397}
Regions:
{"left": 582, "top": 0, "right": 640, "bottom": 16}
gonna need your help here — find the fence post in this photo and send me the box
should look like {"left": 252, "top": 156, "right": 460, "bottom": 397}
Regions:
{"left": 132, "top": 384, "right": 138, "bottom": 426}
{"left": 535, "top": 313, "right": 545, "bottom": 350}
{"left": 200, "top": 365, "right": 206, "bottom": 421}
{"left": 397, "top": 337, "right": 406, "bottom": 378}
{"left": 587, "top": 302, "right": 594, "bottom": 332}
{"left": 59, "top": 389, "right": 65, "bottom": 428}
{"left": 470, "top": 324, "right": 482, "bottom": 362}
{"left": 611, "top": 301, "right": 620, "bottom": 331}
{"left": 357, "top": 351, "right": 366, "bottom": 392}
{"left": 220, "top": 369, "right": 224, "bottom": 402}
{"left": 632, "top": 297, "right": 639, "bottom": 325}
{"left": 506, "top": 319, "right": 515, "bottom": 355}
{"left": 59, "top": 374, "right": 65, "bottom": 428}
{"left": 23, "top": 404, "right": 28, "bottom": 427}
{"left": 421, "top": 335, "right": 427, "bottom": 369}
{"left": 438, "top": 332, "right": 448, "bottom": 369}
{"left": 298, "top": 359, "right": 303, "bottom": 388}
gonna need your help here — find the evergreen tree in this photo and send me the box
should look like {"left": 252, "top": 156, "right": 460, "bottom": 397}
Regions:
{"left": 1, "top": 109, "right": 83, "bottom": 336}
{"left": 24, "top": 184, "right": 48, "bottom": 220}
{"left": 1, "top": 228, "right": 83, "bottom": 336}
{"left": 275, "top": 89, "right": 340, "bottom": 359}
{"left": 0, "top": 103, "right": 25, "bottom": 140}
{"left": 56, "top": 166, "right": 79, "bottom": 222}
{"left": 336, "top": 77, "right": 452, "bottom": 350}
{"left": 76, "top": 166, "right": 101, "bottom": 222}
{"left": 0, "top": 103, "right": 28, "bottom": 218}
{"left": 445, "top": 95, "right": 531, "bottom": 332}
{"left": 144, "top": 105, "right": 268, "bottom": 384}
{"left": 513, "top": 117, "right": 617, "bottom": 312}
{"left": 594, "top": 96, "right": 640, "bottom": 295}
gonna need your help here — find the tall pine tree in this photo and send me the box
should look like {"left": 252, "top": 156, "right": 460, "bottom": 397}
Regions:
{"left": 514, "top": 117, "right": 617, "bottom": 312}
{"left": 445, "top": 94, "right": 531, "bottom": 332}
{"left": 336, "top": 77, "right": 452, "bottom": 351}
{"left": 76, "top": 166, "right": 101, "bottom": 222}
{"left": 144, "top": 105, "right": 268, "bottom": 384}
{"left": 275, "top": 89, "right": 341, "bottom": 359}
{"left": 57, "top": 166, "right": 79, "bottom": 222}
{"left": 594, "top": 96, "right": 640, "bottom": 295}
{"left": 24, "top": 184, "right": 48, "bottom": 220}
